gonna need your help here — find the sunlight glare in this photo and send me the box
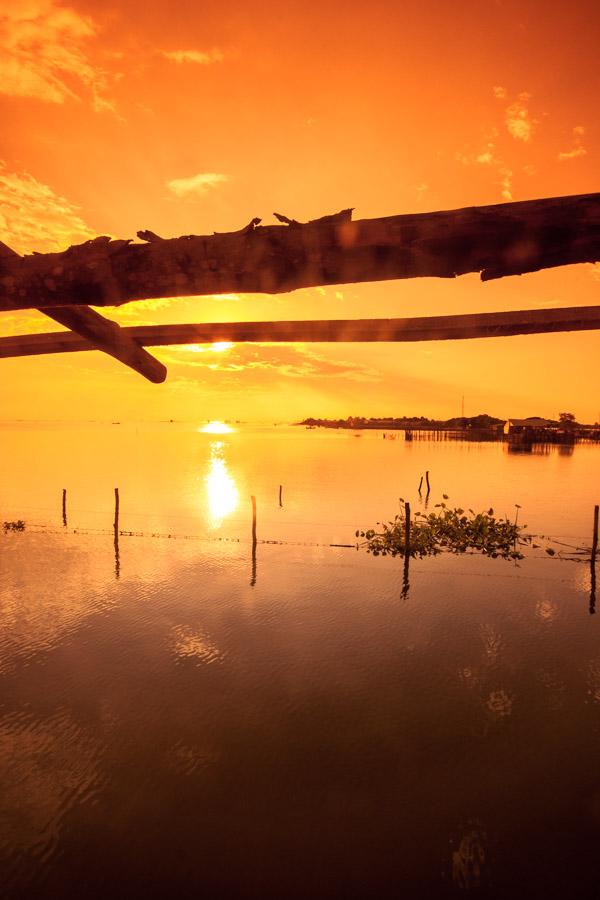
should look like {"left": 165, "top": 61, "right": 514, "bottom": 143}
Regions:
{"left": 200, "top": 421, "right": 234, "bottom": 434}
{"left": 205, "top": 441, "right": 238, "bottom": 526}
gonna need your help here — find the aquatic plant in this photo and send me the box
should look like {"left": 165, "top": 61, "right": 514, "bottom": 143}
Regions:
{"left": 356, "top": 498, "right": 530, "bottom": 560}
{"left": 3, "top": 520, "right": 26, "bottom": 532}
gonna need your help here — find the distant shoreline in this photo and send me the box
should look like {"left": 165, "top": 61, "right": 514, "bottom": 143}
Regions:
{"left": 298, "top": 415, "right": 504, "bottom": 431}
{"left": 297, "top": 416, "right": 600, "bottom": 443}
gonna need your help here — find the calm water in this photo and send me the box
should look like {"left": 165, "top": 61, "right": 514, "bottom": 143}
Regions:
{"left": 1, "top": 424, "right": 599, "bottom": 898}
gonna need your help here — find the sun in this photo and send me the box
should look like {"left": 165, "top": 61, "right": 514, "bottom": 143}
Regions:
{"left": 200, "top": 421, "right": 234, "bottom": 434}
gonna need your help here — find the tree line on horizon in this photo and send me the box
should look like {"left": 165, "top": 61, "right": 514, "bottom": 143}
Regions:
{"left": 299, "top": 413, "right": 588, "bottom": 430}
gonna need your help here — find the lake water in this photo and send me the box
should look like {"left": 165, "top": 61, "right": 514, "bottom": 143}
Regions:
{"left": 1, "top": 424, "right": 599, "bottom": 898}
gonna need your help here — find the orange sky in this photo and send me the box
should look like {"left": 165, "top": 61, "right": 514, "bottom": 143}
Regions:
{"left": 1, "top": 0, "right": 599, "bottom": 423}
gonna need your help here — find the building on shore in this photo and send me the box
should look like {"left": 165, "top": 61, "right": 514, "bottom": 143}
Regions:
{"left": 503, "top": 417, "right": 554, "bottom": 438}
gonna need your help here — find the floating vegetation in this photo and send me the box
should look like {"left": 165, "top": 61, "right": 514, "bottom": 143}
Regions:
{"left": 356, "top": 498, "right": 530, "bottom": 560}
{"left": 3, "top": 520, "right": 26, "bottom": 532}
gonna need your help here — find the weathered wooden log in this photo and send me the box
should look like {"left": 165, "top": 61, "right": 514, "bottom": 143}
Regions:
{"left": 0, "top": 239, "right": 166, "bottom": 382}
{"left": 0, "top": 194, "right": 598, "bottom": 311}
{"left": 40, "top": 306, "right": 166, "bottom": 382}
{"left": 2, "top": 305, "right": 600, "bottom": 360}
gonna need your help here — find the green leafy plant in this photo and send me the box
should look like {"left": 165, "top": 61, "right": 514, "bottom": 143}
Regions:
{"left": 356, "top": 499, "right": 530, "bottom": 560}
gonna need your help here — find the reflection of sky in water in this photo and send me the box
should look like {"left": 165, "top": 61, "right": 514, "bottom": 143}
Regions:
{"left": 172, "top": 625, "right": 224, "bottom": 666}
{"left": 205, "top": 440, "right": 238, "bottom": 527}
{"left": 2, "top": 531, "right": 600, "bottom": 897}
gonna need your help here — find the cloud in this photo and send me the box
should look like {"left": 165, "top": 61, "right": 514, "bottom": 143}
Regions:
{"left": 505, "top": 93, "right": 536, "bottom": 142}
{"left": 163, "top": 49, "right": 223, "bottom": 64}
{"left": 0, "top": 309, "right": 56, "bottom": 336}
{"left": 166, "top": 172, "right": 228, "bottom": 198}
{"left": 498, "top": 167, "right": 513, "bottom": 201}
{"left": 455, "top": 143, "right": 497, "bottom": 167}
{"left": 558, "top": 147, "right": 587, "bottom": 161}
{"left": 108, "top": 297, "right": 176, "bottom": 321}
{"left": 157, "top": 343, "right": 381, "bottom": 385}
{"left": 558, "top": 125, "right": 587, "bottom": 161}
{"left": 0, "top": 162, "right": 95, "bottom": 254}
{"left": 492, "top": 86, "right": 507, "bottom": 99}
{"left": 0, "top": 0, "right": 113, "bottom": 110}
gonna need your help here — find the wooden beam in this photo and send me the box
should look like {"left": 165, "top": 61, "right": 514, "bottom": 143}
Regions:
{"left": 0, "top": 240, "right": 166, "bottom": 382}
{"left": 2, "top": 306, "right": 600, "bottom": 361}
{"left": 0, "top": 193, "right": 598, "bottom": 311}
{"left": 40, "top": 307, "right": 167, "bottom": 382}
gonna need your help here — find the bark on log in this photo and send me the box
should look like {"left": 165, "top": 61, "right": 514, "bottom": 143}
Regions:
{"left": 0, "top": 194, "right": 598, "bottom": 312}
{"left": 2, "top": 305, "right": 600, "bottom": 359}
{"left": 0, "top": 239, "right": 166, "bottom": 382}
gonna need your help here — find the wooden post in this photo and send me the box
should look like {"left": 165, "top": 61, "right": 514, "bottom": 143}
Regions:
{"left": 418, "top": 476, "right": 423, "bottom": 494}
{"left": 279, "top": 485, "right": 283, "bottom": 508}
{"left": 114, "top": 487, "right": 120, "bottom": 532}
{"left": 592, "top": 505, "right": 599, "bottom": 560}
{"left": 425, "top": 471, "right": 431, "bottom": 493}
{"left": 62, "top": 488, "right": 67, "bottom": 527}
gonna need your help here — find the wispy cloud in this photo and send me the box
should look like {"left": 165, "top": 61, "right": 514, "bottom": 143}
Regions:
{"left": 504, "top": 92, "right": 536, "bottom": 142}
{"left": 109, "top": 297, "right": 176, "bottom": 321}
{"left": 558, "top": 125, "right": 587, "bottom": 161}
{"left": 498, "top": 167, "right": 513, "bottom": 201}
{"left": 0, "top": 163, "right": 94, "bottom": 254}
{"left": 0, "top": 309, "right": 57, "bottom": 336}
{"left": 455, "top": 141, "right": 498, "bottom": 167}
{"left": 166, "top": 172, "right": 228, "bottom": 198}
{"left": 0, "top": 0, "right": 113, "bottom": 110}
{"left": 157, "top": 343, "right": 381, "bottom": 385}
{"left": 162, "top": 49, "right": 223, "bottom": 64}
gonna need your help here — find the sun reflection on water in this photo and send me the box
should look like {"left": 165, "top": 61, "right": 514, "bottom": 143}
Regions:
{"left": 205, "top": 441, "right": 238, "bottom": 527}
